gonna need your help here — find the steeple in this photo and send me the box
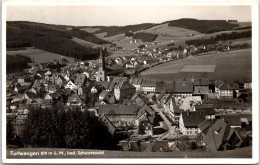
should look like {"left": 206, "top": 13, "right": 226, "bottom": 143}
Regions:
{"left": 96, "top": 47, "right": 106, "bottom": 82}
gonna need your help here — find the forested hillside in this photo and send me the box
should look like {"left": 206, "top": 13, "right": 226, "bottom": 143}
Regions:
{"left": 166, "top": 18, "right": 239, "bottom": 33}
{"left": 7, "top": 21, "right": 110, "bottom": 60}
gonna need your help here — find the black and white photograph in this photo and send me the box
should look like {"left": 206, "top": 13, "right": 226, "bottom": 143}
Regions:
{"left": 2, "top": 0, "right": 259, "bottom": 164}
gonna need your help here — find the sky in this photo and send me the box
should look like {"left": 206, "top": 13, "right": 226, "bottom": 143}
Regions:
{"left": 7, "top": 6, "right": 251, "bottom": 26}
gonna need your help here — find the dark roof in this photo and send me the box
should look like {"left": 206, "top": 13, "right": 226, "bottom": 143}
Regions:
{"left": 74, "top": 74, "right": 86, "bottom": 84}
{"left": 173, "top": 80, "right": 193, "bottom": 93}
{"left": 97, "top": 81, "right": 116, "bottom": 91}
{"left": 193, "top": 78, "right": 209, "bottom": 86}
{"left": 115, "top": 81, "right": 135, "bottom": 90}
{"left": 141, "top": 79, "right": 156, "bottom": 87}
{"left": 198, "top": 119, "right": 215, "bottom": 135}
{"left": 130, "top": 77, "right": 143, "bottom": 85}
{"left": 203, "top": 120, "right": 228, "bottom": 151}
{"left": 218, "top": 81, "right": 239, "bottom": 90}
{"left": 67, "top": 93, "right": 83, "bottom": 103}
{"left": 25, "top": 92, "right": 38, "bottom": 99}
{"left": 182, "top": 111, "right": 205, "bottom": 127}
{"left": 221, "top": 115, "right": 241, "bottom": 126}
{"left": 99, "top": 90, "right": 110, "bottom": 98}
{"left": 98, "top": 104, "right": 137, "bottom": 115}
{"left": 171, "top": 98, "right": 182, "bottom": 114}
{"left": 195, "top": 104, "right": 215, "bottom": 115}
{"left": 155, "top": 81, "right": 174, "bottom": 93}
{"left": 157, "top": 91, "right": 166, "bottom": 101}
{"left": 112, "top": 77, "right": 128, "bottom": 83}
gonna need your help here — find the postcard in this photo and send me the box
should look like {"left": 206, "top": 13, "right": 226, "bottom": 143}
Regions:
{"left": 2, "top": 0, "right": 259, "bottom": 164}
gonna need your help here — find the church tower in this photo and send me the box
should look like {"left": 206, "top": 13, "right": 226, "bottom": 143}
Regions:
{"left": 96, "top": 47, "right": 106, "bottom": 82}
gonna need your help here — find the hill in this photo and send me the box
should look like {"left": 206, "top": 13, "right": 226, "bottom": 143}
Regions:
{"left": 141, "top": 48, "right": 252, "bottom": 83}
{"left": 7, "top": 21, "right": 110, "bottom": 60}
{"left": 165, "top": 18, "right": 239, "bottom": 33}
{"left": 91, "top": 23, "right": 155, "bottom": 37}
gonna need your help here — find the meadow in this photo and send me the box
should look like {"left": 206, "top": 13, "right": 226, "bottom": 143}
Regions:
{"left": 141, "top": 48, "right": 252, "bottom": 82}
{"left": 7, "top": 47, "right": 75, "bottom": 64}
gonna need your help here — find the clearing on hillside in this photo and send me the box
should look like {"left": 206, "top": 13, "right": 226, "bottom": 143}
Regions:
{"left": 7, "top": 47, "right": 75, "bottom": 64}
{"left": 140, "top": 48, "right": 252, "bottom": 82}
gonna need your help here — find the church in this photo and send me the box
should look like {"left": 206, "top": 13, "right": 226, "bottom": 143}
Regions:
{"left": 96, "top": 47, "right": 129, "bottom": 82}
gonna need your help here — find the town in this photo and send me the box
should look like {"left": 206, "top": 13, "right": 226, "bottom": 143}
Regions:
{"left": 6, "top": 39, "right": 252, "bottom": 152}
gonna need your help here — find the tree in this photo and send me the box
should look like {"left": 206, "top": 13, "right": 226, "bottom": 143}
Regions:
{"left": 177, "top": 45, "right": 183, "bottom": 51}
{"left": 7, "top": 118, "right": 15, "bottom": 145}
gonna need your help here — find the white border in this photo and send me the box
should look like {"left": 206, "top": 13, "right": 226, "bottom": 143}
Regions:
{"left": 2, "top": 0, "right": 259, "bottom": 164}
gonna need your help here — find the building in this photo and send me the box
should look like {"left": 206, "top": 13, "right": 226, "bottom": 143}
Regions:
{"left": 192, "top": 78, "right": 210, "bottom": 94}
{"left": 179, "top": 111, "right": 205, "bottom": 136}
{"left": 200, "top": 119, "right": 242, "bottom": 151}
{"left": 98, "top": 104, "right": 138, "bottom": 129}
{"left": 141, "top": 79, "right": 156, "bottom": 93}
{"left": 130, "top": 77, "right": 143, "bottom": 91}
{"left": 96, "top": 48, "right": 107, "bottom": 82}
{"left": 114, "top": 81, "right": 136, "bottom": 101}
{"left": 195, "top": 104, "right": 215, "bottom": 120}
{"left": 172, "top": 80, "right": 193, "bottom": 97}
{"left": 214, "top": 81, "right": 239, "bottom": 99}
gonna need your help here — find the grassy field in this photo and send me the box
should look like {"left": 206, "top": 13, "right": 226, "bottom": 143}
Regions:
{"left": 6, "top": 146, "right": 251, "bottom": 158}
{"left": 141, "top": 49, "right": 252, "bottom": 82}
{"left": 7, "top": 47, "right": 75, "bottom": 64}
{"left": 72, "top": 37, "right": 99, "bottom": 48}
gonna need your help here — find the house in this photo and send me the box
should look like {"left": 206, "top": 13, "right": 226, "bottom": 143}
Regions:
{"left": 65, "top": 80, "right": 77, "bottom": 90}
{"left": 66, "top": 93, "right": 84, "bottom": 108}
{"left": 141, "top": 79, "right": 156, "bottom": 93}
{"left": 98, "top": 104, "right": 138, "bottom": 129}
{"left": 114, "top": 81, "right": 136, "bottom": 101}
{"left": 214, "top": 81, "right": 239, "bottom": 99}
{"left": 23, "top": 92, "right": 38, "bottom": 100}
{"left": 172, "top": 80, "right": 193, "bottom": 97}
{"left": 130, "top": 77, "right": 143, "bottom": 91}
{"left": 192, "top": 78, "right": 210, "bottom": 94}
{"left": 97, "top": 81, "right": 116, "bottom": 92}
{"left": 100, "top": 114, "right": 117, "bottom": 134}
{"left": 195, "top": 104, "right": 215, "bottom": 120}
{"left": 99, "top": 90, "right": 116, "bottom": 104}
{"left": 220, "top": 115, "right": 242, "bottom": 128}
{"left": 164, "top": 96, "right": 182, "bottom": 125}
{"left": 56, "top": 77, "right": 65, "bottom": 86}
{"left": 155, "top": 81, "right": 174, "bottom": 93}
{"left": 135, "top": 104, "right": 156, "bottom": 127}
{"left": 243, "top": 82, "right": 252, "bottom": 89}
{"left": 201, "top": 119, "right": 242, "bottom": 151}
{"left": 74, "top": 74, "right": 87, "bottom": 86}
{"left": 179, "top": 111, "right": 205, "bottom": 136}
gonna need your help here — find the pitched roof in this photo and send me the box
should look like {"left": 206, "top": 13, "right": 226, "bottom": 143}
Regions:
{"left": 193, "top": 78, "right": 209, "bottom": 86}
{"left": 157, "top": 91, "right": 166, "bottom": 101}
{"left": 141, "top": 79, "right": 156, "bottom": 87}
{"left": 99, "top": 90, "right": 110, "bottom": 98}
{"left": 74, "top": 74, "right": 86, "bottom": 84}
{"left": 195, "top": 104, "right": 215, "bottom": 115}
{"left": 155, "top": 81, "right": 174, "bottom": 93}
{"left": 112, "top": 76, "right": 128, "bottom": 83}
{"left": 173, "top": 80, "right": 193, "bottom": 93}
{"left": 115, "top": 81, "right": 135, "bottom": 90}
{"left": 220, "top": 115, "right": 241, "bottom": 126}
{"left": 97, "top": 81, "right": 116, "bottom": 91}
{"left": 171, "top": 97, "right": 182, "bottom": 114}
{"left": 218, "top": 81, "right": 239, "bottom": 90}
{"left": 203, "top": 120, "right": 228, "bottom": 151}
{"left": 181, "top": 111, "right": 205, "bottom": 127}
{"left": 130, "top": 77, "right": 143, "bottom": 85}
{"left": 98, "top": 104, "right": 137, "bottom": 115}
{"left": 67, "top": 93, "right": 83, "bottom": 103}
{"left": 198, "top": 119, "right": 215, "bottom": 135}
